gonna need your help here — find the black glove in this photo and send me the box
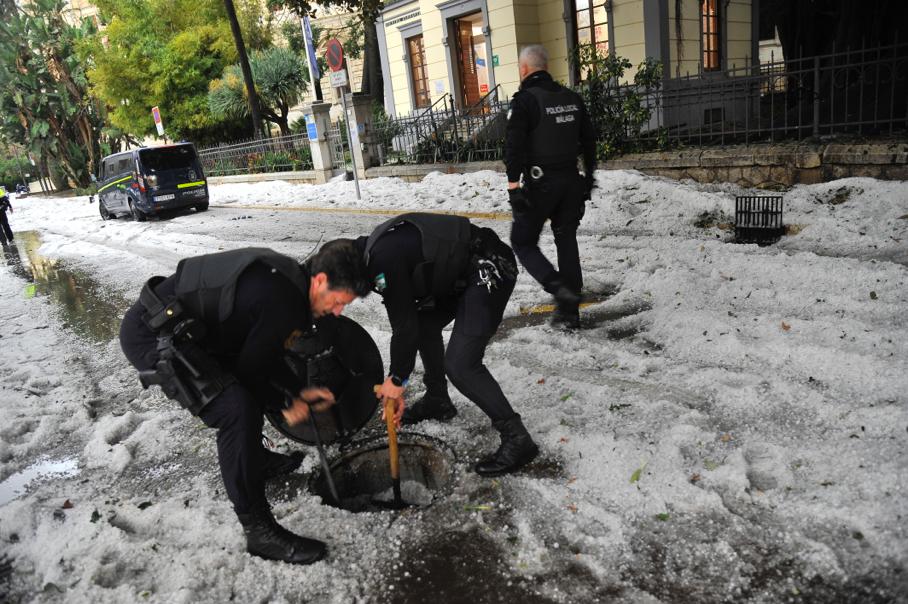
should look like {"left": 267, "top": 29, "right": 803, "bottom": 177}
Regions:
{"left": 582, "top": 175, "right": 595, "bottom": 202}
{"left": 508, "top": 187, "right": 530, "bottom": 213}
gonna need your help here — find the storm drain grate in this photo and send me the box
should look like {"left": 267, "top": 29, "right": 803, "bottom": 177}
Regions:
{"left": 309, "top": 434, "right": 455, "bottom": 513}
{"left": 735, "top": 195, "right": 784, "bottom": 244}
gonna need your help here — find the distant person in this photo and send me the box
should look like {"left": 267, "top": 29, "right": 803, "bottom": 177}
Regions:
{"left": 358, "top": 213, "right": 539, "bottom": 476}
{"left": 119, "top": 243, "right": 371, "bottom": 565}
{"left": 0, "top": 186, "right": 14, "bottom": 243}
{"left": 504, "top": 44, "right": 597, "bottom": 329}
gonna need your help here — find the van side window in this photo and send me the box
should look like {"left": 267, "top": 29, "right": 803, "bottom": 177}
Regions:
{"left": 117, "top": 158, "right": 130, "bottom": 173}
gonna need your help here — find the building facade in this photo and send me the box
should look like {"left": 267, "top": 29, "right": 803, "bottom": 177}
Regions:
{"left": 376, "top": 0, "right": 759, "bottom": 117}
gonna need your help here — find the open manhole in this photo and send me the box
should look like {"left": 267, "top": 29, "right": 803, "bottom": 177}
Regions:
{"left": 309, "top": 433, "right": 455, "bottom": 513}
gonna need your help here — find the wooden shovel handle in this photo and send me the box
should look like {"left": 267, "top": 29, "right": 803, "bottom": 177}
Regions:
{"left": 384, "top": 397, "right": 400, "bottom": 481}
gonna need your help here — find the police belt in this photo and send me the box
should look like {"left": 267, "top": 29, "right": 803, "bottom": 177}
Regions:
{"left": 526, "top": 162, "right": 578, "bottom": 180}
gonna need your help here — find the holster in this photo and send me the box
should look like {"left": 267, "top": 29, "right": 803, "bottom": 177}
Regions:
{"left": 139, "top": 334, "right": 235, "bottom": 415}
{"left": 468, "top": 227, "right": 518, "bottom": 286}
{"left": 137, "top": 277, "right": 235, "bottom": 415}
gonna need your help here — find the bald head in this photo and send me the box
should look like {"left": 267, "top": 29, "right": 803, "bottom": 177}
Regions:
{"left": 518, "top": 45, "right": 548, "bottom": 80}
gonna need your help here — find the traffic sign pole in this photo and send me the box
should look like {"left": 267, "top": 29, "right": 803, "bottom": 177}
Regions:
{"left": 342, "top": 91, "right": 361, "bottom": 200}
{"left": 325, "top": 38, "right": 361, "bottom": 200}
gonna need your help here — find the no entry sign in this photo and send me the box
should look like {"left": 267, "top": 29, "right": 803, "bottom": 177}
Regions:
{"left": 326, "top": 38, "right": 344, "bottom": 72}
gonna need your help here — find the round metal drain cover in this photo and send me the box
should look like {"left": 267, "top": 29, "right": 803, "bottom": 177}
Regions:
{"left": 309, "top": 434, "right": 455, "bottom": 513}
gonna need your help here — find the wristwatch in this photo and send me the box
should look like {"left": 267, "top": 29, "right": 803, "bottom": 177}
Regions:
{"left": 389, "top": 374, "right": 408, "bottom": 387}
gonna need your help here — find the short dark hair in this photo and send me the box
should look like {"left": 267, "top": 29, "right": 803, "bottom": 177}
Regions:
{"left": 306, "top": 239, "right": 371, "bottom": 297}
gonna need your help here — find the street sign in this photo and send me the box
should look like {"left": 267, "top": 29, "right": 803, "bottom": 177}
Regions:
{"left": 301, "top": 16, "right": 320, "bottom": 82}
{"left": 329, "top": 68, "right": 348, "bottom": 88}
{"left": 326, "top": 38, "right": 344, "bottom": 72}
{"left": 151, "top": 106, "right": 164, "bottom": 136}
{"left": 305, "top": 113, "right": 318, "bottom": 141}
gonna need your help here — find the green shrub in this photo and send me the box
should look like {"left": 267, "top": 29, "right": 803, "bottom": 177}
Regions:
{"left": 572, "top": 47, "right": 667, "bottom": 160}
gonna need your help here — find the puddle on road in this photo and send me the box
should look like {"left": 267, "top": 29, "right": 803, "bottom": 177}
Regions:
{"left": 2, "top": 231, "right": 127, "bottom": 344}
{"left": 0, "top": 457, "right": 80, "bottom": 506}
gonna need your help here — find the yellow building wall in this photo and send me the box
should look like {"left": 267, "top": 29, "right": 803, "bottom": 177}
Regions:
{"left": 487, "top": 0, "right": 521, "bottom": 95}
{"left": 612, "top": 0, "right": 646, "bottom": 82}
{"left": 726, "top": 0, "right": 752, "bottom": 71}
{"left": 667, "top": 0, "right": 700, "bottom": 78}
{"left": 381, "top": 2, "right": 423, "bottom": 116}
{"left": 536, "top": 0, "right": 570, "bottom": 86}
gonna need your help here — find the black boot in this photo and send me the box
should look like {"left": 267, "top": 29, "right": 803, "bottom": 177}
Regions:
{"left": 550, "top": 284, "right": 581, "bottom": 330}
{"left": 237, "top": 507, "right": 326, "bottom": 565}
{"left": 262, "top": 450, "right": 305, "bottom": 481}
{"left": 401, "top": 393, "right": 457, "bottom": 426}
{"left": 474, "top": 415, "right": 539, "bottom": 477}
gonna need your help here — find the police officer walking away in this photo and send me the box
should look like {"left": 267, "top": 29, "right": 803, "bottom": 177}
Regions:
{"left": 119, "top": 242, "right": 371, "bottom": 565}
{"left": 359, "top": 213, "right": 539, "bottom": 476}
{"left": 505, "top": 44, "right": 597, "bottom": 329}
{"left": 0, "top": 186, "right": 14, "bottom": 244}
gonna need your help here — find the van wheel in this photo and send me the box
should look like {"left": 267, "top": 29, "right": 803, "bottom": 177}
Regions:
{"left": 195, "top": 202, "right": 209, "bottom": 212}
{"left": 99, "top": 201, "right": 111, "bottom": 220}
{"left": 129, "top": 200, "right": 146, "bottom": 222}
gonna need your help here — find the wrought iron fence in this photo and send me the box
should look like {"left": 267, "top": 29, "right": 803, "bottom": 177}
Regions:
{"left": 367, "top": 88, "right": 511, "bottom": 165}
{"left": 326, "top": 122, "right": 348, "bottom": 171}
{"left": 629, "top": 41, "right": 908, "bottom": 148}
{"left": 197, "top": 133, "right": 314, "bottom": 176}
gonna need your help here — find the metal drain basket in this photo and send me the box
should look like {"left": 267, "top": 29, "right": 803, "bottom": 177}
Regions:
{"left": 735, "top": 195, "right": 784, "bottom": 243}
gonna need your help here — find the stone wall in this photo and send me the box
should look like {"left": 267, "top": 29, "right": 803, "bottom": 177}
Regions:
{"left": 603, "top": 142, "right": 908, "bottom": 188}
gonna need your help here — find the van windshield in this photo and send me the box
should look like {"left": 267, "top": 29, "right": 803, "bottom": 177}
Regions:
{"left": 139, "top": 146, "right": 197, "bottom": 173}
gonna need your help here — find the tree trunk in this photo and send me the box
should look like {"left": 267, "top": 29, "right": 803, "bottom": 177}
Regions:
{"left": 360, "top": 14, "right": 383, "bottom": 97}
{"left": 224, "top": 0, "right": 265, "bottom": 139}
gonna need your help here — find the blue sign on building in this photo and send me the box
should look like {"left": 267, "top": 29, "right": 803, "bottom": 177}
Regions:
{"left": 306, "top": 114, "right": 318, "bottom": 141}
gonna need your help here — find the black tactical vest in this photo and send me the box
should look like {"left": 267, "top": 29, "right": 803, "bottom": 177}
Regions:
{"left": 364, "top": 213, "right": 472, "bottom": 297}
{"left": 524, "top": 85, "right": 583, "bottom": 167}
{"left": 174, "top": 248, "right": 310, "bottom": 323}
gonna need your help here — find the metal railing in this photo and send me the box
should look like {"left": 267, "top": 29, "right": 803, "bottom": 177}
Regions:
{"left": 326, "top": 122, "right": 348, "bottom": 171}
{"left": 629, "top": 41, "right": 908, "bottom": 148}
{"left": 197, "top": 133, "right": 314, "bottom": 176}
{"left": 367, "top": 89, "right": 511, "bottom": 165}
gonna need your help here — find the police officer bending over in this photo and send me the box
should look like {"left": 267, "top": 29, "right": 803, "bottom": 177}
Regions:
{"left": 119, "top": 242, "right": 370, "bottom": 565}
{"left": 505, "top": 44, "right": 596, "bottom": 329}
{"left": 359, "top": 213, "right": 539, "bottom": 476}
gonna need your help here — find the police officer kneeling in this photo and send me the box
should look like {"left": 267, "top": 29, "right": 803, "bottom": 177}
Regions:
{"left": 505, "top": 44, "right": 596, "bottom": 329}
{"left": 119, "top": 242, "right": 370, "bottom": 565}
{"left": 360, "top": 213, "right": 538, "bottom": 476}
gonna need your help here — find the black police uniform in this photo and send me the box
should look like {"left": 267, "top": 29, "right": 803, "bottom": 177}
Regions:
{"left": 119, "top": 248, "right": 326, "bottom": 564}
{"left": 0, "top": 195, "right": 13, "bottom": 242}
{"left": 359, "top": 213, "right": 538, "bottom": 476}
{"left": 505, "top": 70, "right": 596, "bottom": 321}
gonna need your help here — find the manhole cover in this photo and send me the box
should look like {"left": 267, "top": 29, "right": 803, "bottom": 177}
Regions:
{"left": 309, "top": 434, "right": 455, "bottom": 513}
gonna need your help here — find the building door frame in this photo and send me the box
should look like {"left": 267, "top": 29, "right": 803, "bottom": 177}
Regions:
{"left": 438, "top": 0, "right": 496, "bottom": 109}
{"left": 399, "top": 20, "right": 428, "bottom": 112}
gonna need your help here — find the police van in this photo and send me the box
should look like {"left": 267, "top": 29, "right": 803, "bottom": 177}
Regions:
{"left": 94, "top": 143, "right": 209, "bottom": 221}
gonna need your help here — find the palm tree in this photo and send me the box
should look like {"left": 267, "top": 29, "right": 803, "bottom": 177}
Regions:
{"left": 209, "top": 48, "right": 309, "bottom": 137}
{"left": 223, "top": 0, "right": 265, "bottom": 138}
